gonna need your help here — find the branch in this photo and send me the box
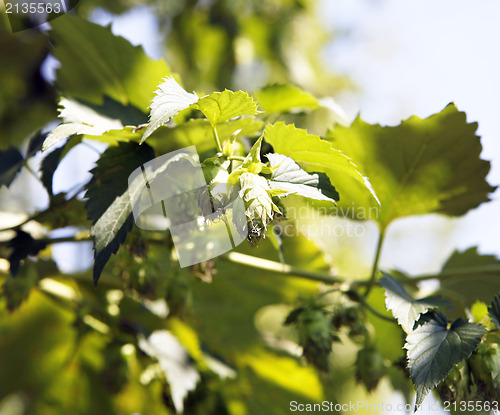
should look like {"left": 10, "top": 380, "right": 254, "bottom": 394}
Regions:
{"left": 221, "top": 251, "right": 352, "bottom": 285}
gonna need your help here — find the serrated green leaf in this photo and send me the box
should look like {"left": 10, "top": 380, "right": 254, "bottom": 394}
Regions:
{"left": 267, "top": 153, "right": 339, "bottom": 202}
{"left": 193, "top": 90, "right": 259, "bottom": 126}
{"left": 404, "top": 311, "right": 485, "bottom": 409}
{"left": 264, "top": 122, "right": 378, "bottom": 205}
{"left": 438, "top": 247, "right": 500, "bottom": 308}
{"left": 254, "top": 83, "right": 318, "bottom": 114}
{"left": 141, "top": 77, "right": 199, "bottom": 143}
{"left": 380, "top": 273, "right": 451, "bottom": 333}
{"left": 327, "top": 104, "right": 496, "bottom": 226}
{"left": 85, "top": 142, "right": 155, "bottom": 284}
{"left": 488, "top": 294, "right": 500, "bottom": 330}
{"left": 50, "top": 14, "right": 170, "bottom": 111}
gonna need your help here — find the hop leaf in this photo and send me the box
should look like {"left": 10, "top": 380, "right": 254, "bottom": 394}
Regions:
{"left": 380, "top": 273, "right": 451, "bottom": 333}
{"left": 404, "top": 311, "right": 485, "bottom": 410}
{"left": 142, "top": 77, "right": 199, "bottom": 143}
{"left": 193, "top": 90, "right": 259, "bottom": 126}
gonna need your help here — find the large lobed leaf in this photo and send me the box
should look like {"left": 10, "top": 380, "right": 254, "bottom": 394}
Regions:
{"left": 405, "top": 311, "right": 485, "bottom": 409}
{"left": 50, "top": 14, "right": 170, "bottom": 112}
{"left": 437, "top": 247, "right": 500, "bottom": 308}
{"left": 327, "top": 104, "right": 496, "bottom": 227}
{"left": 380, "top": 273, "right": 451, "bottom": 333}
{"left": 85, "top": 141, "right": 155, "bottom": 284}
{"left": 264, "top": 122, "right": 378, "bottom": 206}
{"left": 254, "top": 84, "right": 319, "bottom": 114}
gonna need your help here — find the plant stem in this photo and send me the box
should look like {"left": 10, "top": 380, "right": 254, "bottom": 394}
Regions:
{"left": 363, "top": 229, "right": 386, "bottom": 298}
{"left": 221, "top": 251, "right": 347, "bottom": 285}
{"left": 361, "top": 298, "right": 397, "bottom": 323}
{"left": 2, "top": 229, "right": 498, "bottom": 290}
{"left": 212, "top": 124, "right": 223, "bottom": 153}
{"left": 228, "top": 156, "right": 245, "bottom": 162}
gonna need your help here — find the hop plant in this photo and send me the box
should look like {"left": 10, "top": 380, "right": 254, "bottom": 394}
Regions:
{"left": 238, "top": 172, "right": 281, "bottom": 243}
{"left": 468, "top": 339, "right": 500, "bottom": 403}
{"left": 285, "top": 307, "right": 333, "bottom": 372}
{"left": 355, "top": 347, "right": 385, "bottom": 391}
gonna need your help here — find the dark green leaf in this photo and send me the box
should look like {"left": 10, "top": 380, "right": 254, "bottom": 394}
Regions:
{"left": 85, "top": 142, "right": 155, "bottom": 284}
{"left": 380, "top": 273, "right": 451, "bottom": 333}
{"left": 50, "top": 14, "right": 170, "bottom": 111}
{"left": 283, "top": 307, "right": 306, "bottom": 326}
{"left": 404, "top": 311, "right": 485, "bottom": 409}
{"left": 267, "top": 153, "right": 339, "bottom": 202}
{"left": 0, "top": 147, "right": 23, "bottom": 188}
{"left": 488, "top": 294, "right": 500, "bottom": 330}
{"left": 7, "top": 230, "right": 47, "bottom": 276}
{"left": 327, "top": 104, "right": 496, "bottom": 226}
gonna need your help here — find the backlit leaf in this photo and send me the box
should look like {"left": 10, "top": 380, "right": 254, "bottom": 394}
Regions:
{"left": 193, "top": 90, "right": 259, "bottom": 126}
{"left": 438, "top": 247, "right": 500, "bottom": 308}
{"left": 327, "top": 104, "right": 496, "bottom": 226}
{"left": 254, "top": 83, "right": 318, "bottom": 114}
{"left": 141, "top": 77, "right": 199, "bottom": 143}
{"left": 264, "top": 122, "right": 378, "bottom": 205}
